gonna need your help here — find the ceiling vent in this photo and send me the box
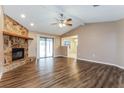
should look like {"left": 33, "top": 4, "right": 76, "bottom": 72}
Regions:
{"left": 93, "top": 5, "right": 100, "bottom": 7}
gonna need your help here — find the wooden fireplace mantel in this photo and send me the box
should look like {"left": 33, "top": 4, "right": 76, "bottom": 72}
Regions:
{"left": 3, "top": 31, "right": 33, "bottom": 40}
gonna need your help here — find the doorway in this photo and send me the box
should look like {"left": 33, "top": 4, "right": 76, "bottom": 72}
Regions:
{"left": 39, "top": 37, "right": 53, "bottom": 58}
{"left": 62, "top": 35, "right": 78, "bottom": 59}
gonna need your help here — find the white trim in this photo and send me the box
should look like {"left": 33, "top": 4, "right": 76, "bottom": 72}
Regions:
{"left": 55, "top": 55, "right": 77, "bottom": 59}
{"left": 77, "top": 58, "right": 124, "bottom": 69}
{"left": 55, "top": 55, "right": 78, "bottom": 60}
{"left": 54, "top": 56, "right": 124, "bottom": 69}
{"left": 0, "top": 72, "right": 3, "bottom": 80}
{"left": 54, "top": 55, "right": 68, "bottom": 58}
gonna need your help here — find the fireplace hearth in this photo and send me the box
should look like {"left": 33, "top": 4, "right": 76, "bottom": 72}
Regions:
{"left": 12, "top": 48, "right": 24, "bottom": 61}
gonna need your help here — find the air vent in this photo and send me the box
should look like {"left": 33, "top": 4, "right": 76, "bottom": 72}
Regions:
{"left": 93, "top": 5, "right": 100, "bottom": 7}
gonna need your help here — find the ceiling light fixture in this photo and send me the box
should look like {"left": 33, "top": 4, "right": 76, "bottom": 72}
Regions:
{"left": 59, "top": 23, "right": 63, "bottom": 28}
{"left": 59, "top": 23, "right": 66, "bottom": 28}
{"left": 63, "top": 24, "right": 66, "bottom": 27}
{"left": 20, "top": 14, "right": 26, "bottom": 19}
{"left": 30, "top": 23, "right": 34, "bottom": 26}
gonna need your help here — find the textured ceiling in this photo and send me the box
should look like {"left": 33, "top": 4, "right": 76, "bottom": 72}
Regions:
{"left": 3, "top": 5, "right": 124, "bottom": 35}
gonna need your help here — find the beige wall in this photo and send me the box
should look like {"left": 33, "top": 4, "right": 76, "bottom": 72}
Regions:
{"left": 78, "top": 23, "right": 117, "bottom": 64}
{"left": 61, "top": 26, "right": 81, "bottom": 38}
{"left": 58, "top": 46, "right": 68, "bottom": 57}
{"left": 28, "top": 31, "right": 61, "bottom": 58}
{"left": 61, "top": 22, "right": 124, "bottom": 67}
{"left": 116, "top": 19, "right": 124, "bottom": 66}
{"left": 28, "top": 32, "right": 38, "bottom": 57}
{"left": 0, "top": 6, "right": 4, "bottom": 75}
{"left": 54, "top": 36, "right": 61, "bottom": 56}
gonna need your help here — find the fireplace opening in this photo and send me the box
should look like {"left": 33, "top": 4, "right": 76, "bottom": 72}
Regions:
{"left": 12, "top": 48, "right": 24, "bottom": 61}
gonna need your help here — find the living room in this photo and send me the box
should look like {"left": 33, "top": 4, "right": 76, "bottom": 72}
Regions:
{"left": 1, "top": 4, "right": 124, "bottom": 89}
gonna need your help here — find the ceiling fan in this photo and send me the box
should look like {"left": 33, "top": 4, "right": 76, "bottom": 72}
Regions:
{"left": 51, "top": 13, "right": 72, "bottom": 28}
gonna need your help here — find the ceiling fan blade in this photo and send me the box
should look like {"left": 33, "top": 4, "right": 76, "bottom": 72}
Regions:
{"left": 66, "top": 24, "right": 72, "bottom": 26}
{"left": 66, "top": 18, "right": 72, "bottom": 22}
{"left": 51, "top": 23, "right": 58, "bottom": 25}
{"left": 64, "top": 19, "right": 72, "bottom": 24}
{"left": 65, "top": 21, "right": 72, "bottom": 25}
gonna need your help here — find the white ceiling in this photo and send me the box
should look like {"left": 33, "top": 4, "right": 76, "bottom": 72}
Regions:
{"left": 3, "top": 5, "right": 124, "bottom": 35}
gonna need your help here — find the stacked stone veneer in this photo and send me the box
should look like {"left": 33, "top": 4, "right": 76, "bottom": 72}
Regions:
{"left": 3, "top": 15, "right": 29, "bottom": 72}
{"left": 4, "top": 36, "right": 28, "bottom": 65}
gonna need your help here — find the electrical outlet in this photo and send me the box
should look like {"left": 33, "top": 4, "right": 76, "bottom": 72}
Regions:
{"left": 92, "top": 53, "right": 96, "bottom": 58}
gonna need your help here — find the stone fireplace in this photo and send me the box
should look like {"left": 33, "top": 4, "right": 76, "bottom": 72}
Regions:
{"left": 12, "top": 48, "right": 24, "bottom": 61}
{"left": 4, "top": 33, "right": 28, "bottom": 66}
{"left": 3, "top": 15, "right": 33, "bottom": 72}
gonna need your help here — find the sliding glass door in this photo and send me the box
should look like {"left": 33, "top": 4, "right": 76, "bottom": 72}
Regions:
{"left": 40, "top": 38, "right": 46, "bottom": 58}
{"left": 46, "top": 38, "right": 53, "bottom": 57}
{"left": 40, "top": 37, "right": 53, "bottom": 58}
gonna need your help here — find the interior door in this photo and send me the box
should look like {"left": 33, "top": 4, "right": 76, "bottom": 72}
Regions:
{"left": 39, "top": 37, "right": 53, "bottom": 58}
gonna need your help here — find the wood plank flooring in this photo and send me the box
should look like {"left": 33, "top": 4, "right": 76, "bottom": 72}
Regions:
{"left": 0, "top": 57, "right": 124, "bottom": 88}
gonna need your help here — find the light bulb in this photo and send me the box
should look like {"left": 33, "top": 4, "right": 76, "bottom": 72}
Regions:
{"left": 63, "top": 24, "right": 66, "bottom": 27}
{"left": 20, "top": 14, "right": 26, "bottom": 19}
{"left": 59, "top": 23, "right": 63, "bottom": 28}
{"left": 30, "top": 23, "right": 34, "bottom": 26}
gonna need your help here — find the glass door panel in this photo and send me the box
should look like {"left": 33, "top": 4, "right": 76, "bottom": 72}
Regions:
{"left": 39, "top": 38, "right": 46, "bottom": 58}
{"left": 46, "top": 38, "right": 53, "bottom": 57}
{"left": 39, "top": 37, "right": 53, "bottom": 58}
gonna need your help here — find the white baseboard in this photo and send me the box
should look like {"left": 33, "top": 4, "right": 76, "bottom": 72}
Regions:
{"left": 54, "top": 55, "right": 77, "bottom": 59}
{"left": 41, "top": 55, "right": 124, "bottom": 69}
{"left": 54, "top": 55, "right": 68, "bottom": 58}
{"left": 77, "top": 58, "right": 124, "bottom": 69}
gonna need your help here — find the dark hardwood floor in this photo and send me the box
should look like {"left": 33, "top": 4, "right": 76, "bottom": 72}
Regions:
{"left": 0, "top": 57, "right": 124, "bottom": 88}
